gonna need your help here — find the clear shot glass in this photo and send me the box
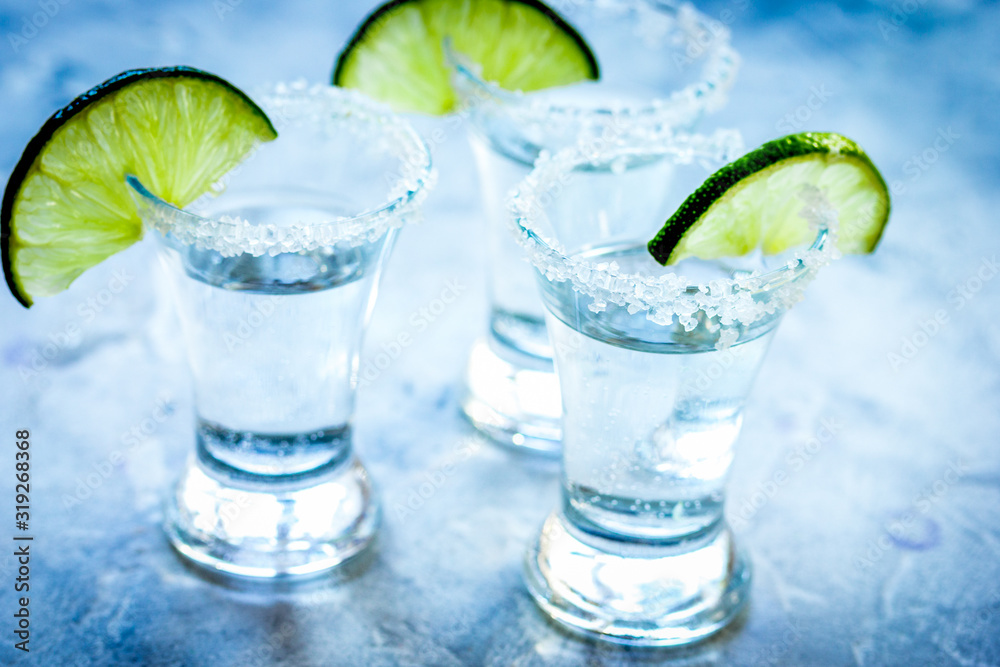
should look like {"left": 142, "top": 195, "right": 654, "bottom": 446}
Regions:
{"left": 129, "top": 83, "right": 434, "bottom": 578}
{"left": 451, "top": 0, "right": 741, "bottom": 454}
{"left": 507, "top": 131, "right": 837, "bottom": 644}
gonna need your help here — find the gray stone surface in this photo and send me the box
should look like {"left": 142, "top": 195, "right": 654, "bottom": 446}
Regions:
{"left": 1, "top": 0, "right": 998, "bottom": 665}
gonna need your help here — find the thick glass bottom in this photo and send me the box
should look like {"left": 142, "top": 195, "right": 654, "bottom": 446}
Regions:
{"left": 165, "top": 453, "right": 379, "bottom": 579}
{"left": 460, "top": 337, "right": 562, "bottom": 455}
{"left": 524, "top": 512, "right": 750, "bottom": 646}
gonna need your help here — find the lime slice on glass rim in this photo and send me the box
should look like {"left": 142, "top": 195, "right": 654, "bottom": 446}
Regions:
{"left": 333, "top": 0, "right": 599, "bottom": 114}
{"left": 1, "top": 66, "right": 277, "bottom": 307}
{"left": 648, "top": 132, "right": 891, "bottom": 266}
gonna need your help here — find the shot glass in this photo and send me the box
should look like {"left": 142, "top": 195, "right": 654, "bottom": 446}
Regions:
{"left": 129, "top": 84, "right": 434, "bottom": 578}
{"left": 507, "top": 132, "right": 837, "bottom": 644}
{"left": 451, "top": 0, "right": 740, "bottom": 454}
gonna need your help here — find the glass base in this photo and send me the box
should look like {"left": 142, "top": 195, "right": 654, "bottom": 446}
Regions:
{"left": 524, "top": 512, "right": 750, "bottom": 646}
{"left": 165, "top": 455, "right": 379, "bottom": 579}
{"left": 460, "top": 337, "right": 562, "bottom": 455}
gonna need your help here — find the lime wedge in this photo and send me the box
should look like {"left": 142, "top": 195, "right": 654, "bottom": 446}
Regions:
{"left": 333, "top": 0, "right": 599, "bottom": 114}
{"left": 2, "top": 66, "right": 277, "bottom": 307}
{"left": 648, "top": 132, "right": 891, "bottom": 266}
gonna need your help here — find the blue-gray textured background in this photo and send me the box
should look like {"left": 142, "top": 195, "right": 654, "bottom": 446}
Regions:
{"left": 0, "top": 1, "right": 998, "bottom": 665}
